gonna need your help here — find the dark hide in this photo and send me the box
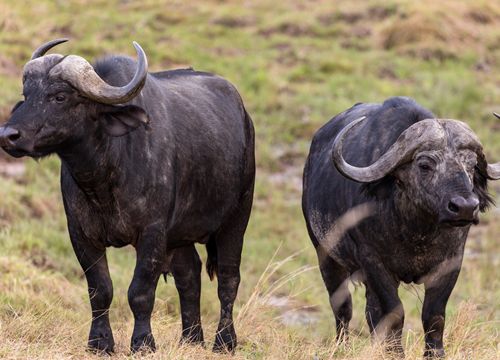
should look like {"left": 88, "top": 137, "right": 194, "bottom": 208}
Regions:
{"left": 302, "top": 97, "right": 495, "bottom": 358}
{"left": 2, "top": 55, "right": 255, "bottom": 354}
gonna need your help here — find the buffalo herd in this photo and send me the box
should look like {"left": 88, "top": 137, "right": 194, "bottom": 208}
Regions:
{"left": 1, "top": 39, "right": 498, "bottom": 358}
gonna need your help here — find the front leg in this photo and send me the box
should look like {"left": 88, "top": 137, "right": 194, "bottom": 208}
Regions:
{"left": 128, "top": 226, "right": 166, "bottom": 353}
{"left": 362, "top": 259, "right": 404, "bottom": 356}
{"left": 421, "top": 256, "right": 462, "bottom": 358}
{"left": 365, "top": 284, "right": 383, "bottom": 333}
{"left": 70, "top": 232, "right": 114, "bottom": 353}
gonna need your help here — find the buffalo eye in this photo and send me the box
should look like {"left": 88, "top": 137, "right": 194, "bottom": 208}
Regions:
{"left": 417, "top": 158, "right": 436, "bottom": 173}
{"left": 54, "top": 93, "right": 67, "bottom": 103}
{"left": 416, "top": 155, "right": 437, "bottom": 173}
{"left": 419, "top": 163, "right": 432, "bottom": 171}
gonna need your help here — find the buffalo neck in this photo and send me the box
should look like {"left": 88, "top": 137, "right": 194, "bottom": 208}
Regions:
{"left": 57, "top": 126, "right": 124, "bottom": 200}
{"left": 385, "top": 190, "right": 441, "bottom": 242}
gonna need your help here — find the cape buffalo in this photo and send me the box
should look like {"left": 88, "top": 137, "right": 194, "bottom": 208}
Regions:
{"left": 0, "top": 39, "right": 255, "bottom": 354}
{"left": 302, "top": 97, "right": 499, "bottom": 357}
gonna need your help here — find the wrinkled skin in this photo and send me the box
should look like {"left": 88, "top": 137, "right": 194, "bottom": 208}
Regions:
{"left": 1, "top": 52, "right": 255, "bottom": 354}
{"left": 302, "top": 97, "right": 496, "bottom": 358}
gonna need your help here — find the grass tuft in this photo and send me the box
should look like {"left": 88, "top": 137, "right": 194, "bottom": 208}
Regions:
{"left": 0, "top": 0, "right": 498, "bottom": 358}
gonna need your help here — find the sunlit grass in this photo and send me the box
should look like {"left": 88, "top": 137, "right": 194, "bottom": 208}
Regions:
{"left": 0, "top": 0, "right": 499, "bottom": 358}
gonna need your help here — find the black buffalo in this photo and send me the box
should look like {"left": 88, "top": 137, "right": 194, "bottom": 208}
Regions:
{"left": 0, "top": 39, "right": 255, "bottom": 353}
{"left": 302, "top": 97, "right": 499, "bottom": 357}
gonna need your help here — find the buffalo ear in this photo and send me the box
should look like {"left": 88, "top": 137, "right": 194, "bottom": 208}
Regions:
{"left": 474, "top": 156, "right": 494, "bottom": 212}
{"left": 101, "top": 104, "right": 149, "bottom": 137}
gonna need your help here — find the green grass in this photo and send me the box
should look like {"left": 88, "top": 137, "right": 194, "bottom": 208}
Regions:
{"left": 0, "top": 0, "right": 499, "bottom": 359}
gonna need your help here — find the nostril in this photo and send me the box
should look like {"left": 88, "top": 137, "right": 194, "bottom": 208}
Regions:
{"left": 448, "top": 201, "right": 459, "bottom": 213}
{"left": 447, "top": 196, "right": 479, "bottom": 219}
{"left": 0, "top": 127, "right": 21, "bottom": 145}
{"left": 8, "top": 132, "right": 20, "bottom": 141}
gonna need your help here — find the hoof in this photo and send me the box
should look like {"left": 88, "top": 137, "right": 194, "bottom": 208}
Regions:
{"left": 386, "top": 344, "right": 405, "bottom": 358}
{"left": 131, "top": 332, "right": 156, "bottom": 353}
{"left": 424, "top": 348, "right": 445, "bottom": 358}
{"left": 181, "top": 325, "right": 204, "bottom": 346}
{"left": 88, "top": 328, "right": 115, "bottom": 354}
{"left": 213, "top": 328, "right": 237, "bottom": 353}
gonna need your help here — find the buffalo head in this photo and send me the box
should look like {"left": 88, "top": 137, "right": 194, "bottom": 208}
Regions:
{"left": 332, "top": 116, "right": 499, "bottom": 226}
{"left": 0, "top": 39, "right": 149, "bottom": 158}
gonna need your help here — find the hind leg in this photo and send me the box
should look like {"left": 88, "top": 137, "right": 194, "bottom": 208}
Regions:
{"left": 316, "top": 245, "right": 352, "bottom": 341}
{"left": 212, "top": 239, "right": 241, "bottom": 353}
{"left": 171, "top": 245, "right": 204, "bottom": 345}
{"left": 212, "top": 192, "right": 253, "bottom": 353}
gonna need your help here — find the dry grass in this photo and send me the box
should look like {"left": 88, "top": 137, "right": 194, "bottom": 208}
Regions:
{"left": 0, "top": 0, "right": 499, "bottom": 359}
{"left": 379, "top": 1, "right": 500, "bottom": 52}
{"left": 0, "top": 252, "right": 498, "bottom": 359}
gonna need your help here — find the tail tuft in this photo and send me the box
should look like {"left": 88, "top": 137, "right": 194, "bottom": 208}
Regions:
{"left": 206, "top": 236, "right": 218, "bottom": 281}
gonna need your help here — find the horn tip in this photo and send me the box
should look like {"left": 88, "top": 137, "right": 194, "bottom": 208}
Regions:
{"left": 30, "top": 38, "right": 70, "bottom": 60}
{"left": 493, "top": 112, "right": 500, "bottom": 119}
{"left": 132, "top": 41, "right": 148, "bottom": 68}
{"left": 132, "top": 41, "right": 142, "bottom": 51}
{"left": 48, "top": 38, "right": 70, "bottom": 46}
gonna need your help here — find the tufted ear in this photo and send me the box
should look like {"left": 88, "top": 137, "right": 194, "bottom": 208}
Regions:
{"left": 474, "top": 155, "right": 495, "bottom": 212}
{"left": 100, "top": 104, "right": 149, "bottom": 136}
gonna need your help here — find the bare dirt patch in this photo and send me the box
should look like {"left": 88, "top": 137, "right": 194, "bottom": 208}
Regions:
{"left": 0, "top": 161, "right": 25, "bottom": 178}
{"left": 263, "top": 295, "right": 320, "bottom": 326}
{"left": 212, "top": 15, "right": 256, "bottom": 28}
{"left": 259, "top": 23, "right": 317, "bottom": 38}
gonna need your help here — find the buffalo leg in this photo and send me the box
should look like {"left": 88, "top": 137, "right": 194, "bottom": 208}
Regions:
{"left": 212, "top": 232, "right": 242, "bottom": 353}
{"left": 422, "top": 262, "right": 461, "bottom": 358}
{"left": 365, "top": 284, "right": 383, "bottom": 333}
{"left": 128, "top": 227, "right": 165, "bottom": 353}
{"left": 363, "top": 260, "right": 404, "bottom": 355}
{"left": 171, "top": 245, "right": 204, "bottom": 345}
{"left": 316, "top": 245, "right": 352, "bottom": 341}
{"left": 70, "top": 237, "right": 114, "bottom": 353}
{"left": 212, "top": 192, "right": 252, "bottom": 353}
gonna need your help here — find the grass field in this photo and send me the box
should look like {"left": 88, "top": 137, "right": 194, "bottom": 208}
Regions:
{"left": 0, "top": 0, "right": 499, "bottom": 359}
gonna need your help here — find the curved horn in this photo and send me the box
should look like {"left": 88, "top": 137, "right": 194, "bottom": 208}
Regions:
{"left": 50, "top": 41, "right": 148, "bottom": 105}
{"left": 488, "top": 113, "right": 500, "bottom": 179}
{"left": 332, "top": 116, "right": 446, "bottom": 183}
{"left": 31, "top": 38, "right": 69, "bottom": 60}
{"left": 487, "top": 163, "right": 500, "bottom": 180}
